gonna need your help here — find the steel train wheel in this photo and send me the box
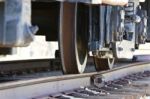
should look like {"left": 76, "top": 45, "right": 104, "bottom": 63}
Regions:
{"left": 59, "top": 2, "right": 88, "bottom": 74}
{"left": 94, "top": 58, "right": 115, "bottom": 71}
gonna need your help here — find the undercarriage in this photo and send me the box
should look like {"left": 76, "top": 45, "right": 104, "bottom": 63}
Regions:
{"left": 0, "top": 0, "right": 149, "bottom": 74}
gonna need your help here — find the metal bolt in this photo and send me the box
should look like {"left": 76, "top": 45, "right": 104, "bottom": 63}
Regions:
{"left": 131, "top": 48, "right": 135, "bottom": 52}
{"left": 118, "top": 47, "right": 123, "bottom": 51}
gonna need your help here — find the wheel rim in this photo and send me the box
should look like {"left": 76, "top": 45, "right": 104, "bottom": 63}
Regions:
{"left": 108, "top": 58, "right": 115, "bottom": 69}
{"left": 94, "top": 58, "right": 115, "bottom": 71}
{"left": 75, "top": 4, "right": 88, "bottom": 72}
{"left": 59, "top": 2, "right": 88, "bottom": 74}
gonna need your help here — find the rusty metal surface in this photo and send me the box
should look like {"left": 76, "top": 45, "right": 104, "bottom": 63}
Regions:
{"left": 94, "top": 58, "right": 115, "bottom": 71}
{"left": 59, "top": 2, "right": 88, "bottom": 74}
{"left": 59, "top": 2, "right": 78, "bottom": 74}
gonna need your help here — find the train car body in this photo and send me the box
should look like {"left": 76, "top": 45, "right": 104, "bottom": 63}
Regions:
{"left": 0, "top": 0, "right": 149, "bottom": 74}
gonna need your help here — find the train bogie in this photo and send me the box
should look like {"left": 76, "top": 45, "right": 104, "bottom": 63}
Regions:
{"left": 0, "top": 0, "right": 149, "bottom": 74}
{"left": 58, "top": 0, "right": 129, "bottom": 73}
{"left": 59, "top": 0, "right": 150, "bottom": 73}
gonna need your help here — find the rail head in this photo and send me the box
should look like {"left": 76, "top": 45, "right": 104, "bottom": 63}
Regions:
{"left": 0, "top": 61, "right": 150, "bottom": 90}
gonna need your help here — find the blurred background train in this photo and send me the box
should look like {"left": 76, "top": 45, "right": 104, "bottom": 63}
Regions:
{"left": 0, "top": 0, "right": 149, "bottom": 74}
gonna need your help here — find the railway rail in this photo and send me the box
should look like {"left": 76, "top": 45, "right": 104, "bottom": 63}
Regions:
{"left": 0, "top": 61, "right": 148, "bottom": 99}
{"left": 0, "top": 59, "right": 61, "bottom": 75}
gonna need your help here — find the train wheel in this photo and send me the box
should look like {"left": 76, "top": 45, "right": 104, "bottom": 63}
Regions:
{"left": 94, "top": 58, "right": 115, "bottom": 71}
{"left": 59, "top": 2, "right": 88, "bottom": 74}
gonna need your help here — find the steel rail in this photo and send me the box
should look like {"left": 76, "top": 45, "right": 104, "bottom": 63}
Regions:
{"left": 0, "top": 62, "right": 149, "bottom": 99}
{"left": 0, "top": 59, "right": 57, "bottom": 73}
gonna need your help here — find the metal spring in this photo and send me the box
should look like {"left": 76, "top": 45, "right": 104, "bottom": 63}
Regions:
{"left": 125, "top": 2, "right": 134, "bottom": 18}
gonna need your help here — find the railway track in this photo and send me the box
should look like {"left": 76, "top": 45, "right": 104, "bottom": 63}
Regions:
{"left": 0, "top": 57, "right": 96, "bottom": 83}
{"left": 0, "top": 57, "right": 97, "bottom": 75}
{"left": 0, "top": 61, "right": 148, "bottom": 99}
{"left": 0, "top": 55, "right": 145, "bottom": 76}
{"left": 0, "top": 58, "right": 61, "bottom": 75}
{"left": 0, "top": 56, "right": 143, "bottom": 82}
